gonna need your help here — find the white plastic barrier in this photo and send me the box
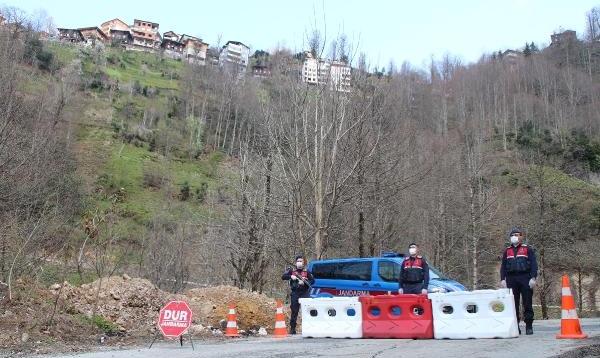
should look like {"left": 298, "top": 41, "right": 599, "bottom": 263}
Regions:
{"left": 299, "top": 297, "right": 363, "bottom": 338}
{"left": 428, "top": 289, "right": 519, "bottom": 339}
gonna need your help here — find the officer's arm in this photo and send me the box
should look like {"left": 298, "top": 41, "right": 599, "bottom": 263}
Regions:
{"left": 529, "top": 247, "right": 538, "bottom": 279}
{"left": 282, "top": 269, "right": 292, "bottom": 280}
{"left": 422, "top": 259, "right": 430, "bottom": 290}
{"left": 500, "top": 250, "right": 507, "bottom": 281}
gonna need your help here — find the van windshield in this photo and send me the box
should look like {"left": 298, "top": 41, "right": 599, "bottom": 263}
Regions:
{"left": 429, "top": 266, "right": 445, "bottom": 279}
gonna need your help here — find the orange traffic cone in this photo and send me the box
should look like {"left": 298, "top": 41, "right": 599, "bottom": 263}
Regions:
{"left": 273, "top": 299, "right": 288, "bottom": 338}
{"left": 556, "top": 275, "right": 587, "bottom": 339}
{"left": 225, "top": 301, "right": 240, "bottom": 337}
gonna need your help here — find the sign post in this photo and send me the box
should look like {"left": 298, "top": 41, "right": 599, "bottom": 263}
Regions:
{"left": 149, "top": 300, "right": 194, "bottom": 349}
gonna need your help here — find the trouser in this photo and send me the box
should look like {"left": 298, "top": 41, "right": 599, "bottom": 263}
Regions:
{"left": 507, "top": 274, "right": 534, "bottom": 325}
{"left": 402, "top": 282, "right": 424, "bottom": 294}
{"left": 289, "top": 291, "right": 308, "bottom": 332}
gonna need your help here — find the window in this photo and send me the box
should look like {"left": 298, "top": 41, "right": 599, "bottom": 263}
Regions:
{"left": 378, "top": 260, "right": 401, "bottom": 282}
{"left": 312, "top": 261, "right": 372, "bottom": 281}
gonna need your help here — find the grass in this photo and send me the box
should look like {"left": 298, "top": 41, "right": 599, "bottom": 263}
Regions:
{"left": 38, "top": 43, "right": 225, "bottom": 270}
{"left": 103, "top": 49, "right": 183, "bottom": 90}
{"left": 94, "top": 138, "right": 218, "bottom": 227}
{"left": 45, "top": 42, "right": 79, "bottom": 66}
{"left": 37, "top": 264, "right": 99, "bottom": 287}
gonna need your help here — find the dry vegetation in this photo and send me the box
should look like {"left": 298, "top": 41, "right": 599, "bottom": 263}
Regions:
{"left": 0, "top": 275, "right": 283, "bottom": 356}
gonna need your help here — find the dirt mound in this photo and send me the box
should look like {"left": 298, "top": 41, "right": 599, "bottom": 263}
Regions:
{"left": 185, "top": 285, "right": 281, "bottom": 332}
{"left": 55, "top": 276, "right": 283, "bottom": 334}
{"left": 55, "top": 275, "right": 181, "bottom": 334}
{"left": 0, "top": 275, "right": 287, "bottom": 355}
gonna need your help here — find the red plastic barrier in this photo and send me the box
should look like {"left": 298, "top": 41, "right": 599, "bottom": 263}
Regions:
{"left": 359, "top": 294, "right": 433, "bottom": 339}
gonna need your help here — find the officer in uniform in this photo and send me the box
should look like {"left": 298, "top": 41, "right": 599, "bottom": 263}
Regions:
{"left": 398, "top": 243, "right": 429, "bottom": 294}
{"left": 282, "top": 255, "right": 314, "bottom": 334}
{"left": 500, "top": 227, "right": 538, "bottom": 335}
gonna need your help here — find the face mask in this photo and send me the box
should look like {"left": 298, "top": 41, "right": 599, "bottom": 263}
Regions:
{"left": 296, "top": 262, "right": 304, "bottom": 269}
{"left": 409, "top": 248, "right": 417, "bottom": 255}
{"left": 510, "top": 236, "right": 519, "bottom": 245}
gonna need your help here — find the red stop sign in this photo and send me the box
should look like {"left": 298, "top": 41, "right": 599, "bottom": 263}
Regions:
{"left": 157, "top": 301, "right": 193, "bottom": 338}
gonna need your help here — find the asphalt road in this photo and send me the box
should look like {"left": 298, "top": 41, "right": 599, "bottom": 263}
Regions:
{"left": 42, "top": 318, "right": 600, "bottom": 358}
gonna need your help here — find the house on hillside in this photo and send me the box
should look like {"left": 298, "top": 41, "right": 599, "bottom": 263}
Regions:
{"left": 551, "top": 30, "right": 577, "bottom": 46}
{"left": 180, "top": 34, "right": 208, "bottom": 65}
{"left": 78, "top": 27, "right": 109, "bottom": 44}
{"left": 131, "top": 19, "right": 160, "bottom": 50}
{"left": 219, "top": 40, "right": 250, "bottom": 74}
{"left": 302, "top": 51, "right": 328, "bottom": 85}
{"left": 100, "top": 18, "right": 132, "bottom": 45}
{"left": 57, "top": 28, "right": 85, "bottom": 43}
{"left": 159, "top": 32, "right": 208, "bottom": 63}
{"left": 162, "top": 30, "right": 179, "bottom": 42}
{"left": 329, "top": 60, "right": 351, "bottom": 92}
{"left": 58, "top": 27, "right": 108, "bottom": 45}
{"left": 160, "top": 30, "right": 184, "bottom": 59}
{"left": 251, "top": 64, "right": 271, "bottom": 78}
{"left": 302, "top": 51, "right": 352, "bottom": 92}
{"left": 502, "top": 49, "right": 523, "bottom": 65}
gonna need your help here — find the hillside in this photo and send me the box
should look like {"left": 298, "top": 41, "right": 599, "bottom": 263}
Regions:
{"left": 2, "top": 16, "right": 600, "bottom": 355}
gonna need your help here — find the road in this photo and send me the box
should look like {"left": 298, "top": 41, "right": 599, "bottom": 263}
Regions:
{"left": 44, "top": 318, "right": 600, "bottom": 358}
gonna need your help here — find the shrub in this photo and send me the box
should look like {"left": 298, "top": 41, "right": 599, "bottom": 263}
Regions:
{"left": 180, "top": 181, "right": 190, "bottom": 201}
{"left": 143, "top": 167, "right": 167, "bottom": 189}
{"left": 196, "top": 182, "right": 208, "bottom": 202}
{"left": 91, "top": 315, "right": 120, "bottom": 335}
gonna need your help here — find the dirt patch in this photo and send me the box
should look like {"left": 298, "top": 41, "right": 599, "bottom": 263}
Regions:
{"left": 0, "top": 275, "right": 287, "bottom": 356}
{"left": 551, "top": 339, "right": 600, "bottom": 358}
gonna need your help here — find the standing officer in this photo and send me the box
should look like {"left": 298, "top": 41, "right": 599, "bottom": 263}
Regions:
{"left": 282, "top": 255, "right": 314, "bottom": 334}
{"left": 398, "top": 243, "right": 429, "bottom": 294}
{"left": 500, "top": 227, "right": 538, "bottom": 335}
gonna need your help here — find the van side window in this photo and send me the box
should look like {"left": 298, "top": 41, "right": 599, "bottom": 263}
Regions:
{"left": 312, "top": 261, "right": 372, "bottom": 281}
{"left": 378, "top": 260, "right": 401, "bottom": 282}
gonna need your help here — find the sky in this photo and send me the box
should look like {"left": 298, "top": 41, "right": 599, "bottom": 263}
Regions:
{"left": 3, "top": 0, "right": 599, "bottom": 71}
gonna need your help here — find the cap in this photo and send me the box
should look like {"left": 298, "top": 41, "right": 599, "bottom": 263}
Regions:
{"left": 295, "top": 255, "right": 303, "bottom": 261}
{"left": 509, "top": 227, "right": 522, "bottom": 236}
{"left": 408, "top": 242, "right": 418, "bottom": 248}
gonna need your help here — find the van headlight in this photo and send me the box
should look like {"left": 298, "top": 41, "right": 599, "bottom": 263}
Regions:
{"left": 430, "top": 287, "right": 447, "bottom": 293}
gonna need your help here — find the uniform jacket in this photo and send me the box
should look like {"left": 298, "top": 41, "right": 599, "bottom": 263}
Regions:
{"left": 399, "top": 255, "right": 430, "bottom": 289}
{"left": 282, "top": 268, "right": 315, "bottom": 294}
{"left": 500, "top": 243, "right": 538, "bottom": 280}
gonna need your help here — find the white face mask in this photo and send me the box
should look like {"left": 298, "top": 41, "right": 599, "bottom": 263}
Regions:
{"left": 296, "top": 261, "right": 304, "bottom": 269}
{"left": 510, "top": 236, "right": 519, "bottom": 245}
{"left": 408, "top": 248, "right": 417, "bottom": 256}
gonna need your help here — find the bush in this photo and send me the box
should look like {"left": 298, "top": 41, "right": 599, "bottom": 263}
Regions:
{"left": 91, "top": 315, "right": 120, "bottom": 335}
{"left": 36, "top": 50, "right": 54, "bottom": 71}
{"left": 180, "top": 181, "right": 190, "bottom": 201}
{"left": 196, "top": 182, "right": 208, "bottom": 202}
{"left": 143, "top": 167, "right": 167, "bottom": 189}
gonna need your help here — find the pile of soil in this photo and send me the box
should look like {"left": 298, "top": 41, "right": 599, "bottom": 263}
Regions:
{"left": 0, "top": 275, "right": 286, "bottom": 356}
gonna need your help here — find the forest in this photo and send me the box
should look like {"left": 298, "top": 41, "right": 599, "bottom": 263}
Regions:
{"left": 1, "top": 5, "right": 600, "bottom": 319}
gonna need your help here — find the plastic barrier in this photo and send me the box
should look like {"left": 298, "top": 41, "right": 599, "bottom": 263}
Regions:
{"left": 359, "top": 295, "right": 434, "bottom": 339}
{"left": 299, "top": 297, "right": 363, "bottom": 338}
{"left": 428, "top": 289, "right": 519, "bottom": 339}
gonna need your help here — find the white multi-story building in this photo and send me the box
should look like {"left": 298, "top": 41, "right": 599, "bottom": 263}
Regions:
{"left": 219, "top": 40, "right": 250, "bottom": 74}
{"left": 302, "top": 51, "right": 351, "bottom": 92}
{"left": 302, "top": 51, "right": 329, "bottom": 85}
{"left": 329, "top": 60, "right": 352, "bottom": 92}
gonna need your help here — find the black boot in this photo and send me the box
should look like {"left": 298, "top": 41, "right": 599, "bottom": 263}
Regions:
{"left": 525, "top": 323, "right": 533, "bottom": 335}
{"left": 518, "top": 326, "right": 521, "bottom": 335}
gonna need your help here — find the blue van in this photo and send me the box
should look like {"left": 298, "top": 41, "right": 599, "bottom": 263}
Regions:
{"left": 308, "top": 253, "right": 467, "bottom": 297}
